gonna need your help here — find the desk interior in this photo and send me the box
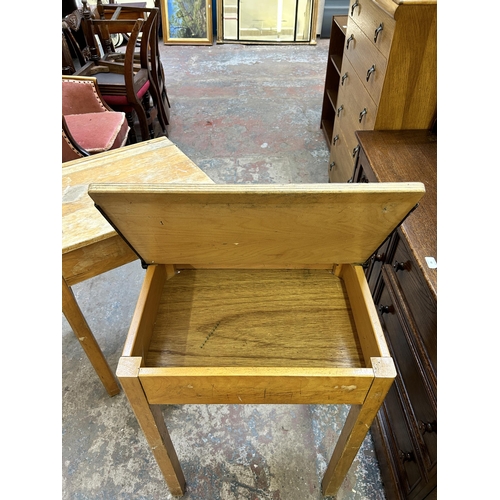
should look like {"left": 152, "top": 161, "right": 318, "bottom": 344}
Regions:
{"left": 146, "top": 269, "right": 365, "bottom": 369}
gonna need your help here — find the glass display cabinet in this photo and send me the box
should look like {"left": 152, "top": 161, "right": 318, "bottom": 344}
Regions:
{"left": 217, "top": 0, "right": 319, "bottom": 43}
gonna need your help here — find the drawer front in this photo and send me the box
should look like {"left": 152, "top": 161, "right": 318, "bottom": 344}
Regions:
{"left": 344, "top": 18, "right": 388, "bottom": 105}
{"left": 329, "top": 127, "right": 357, "bottom": 183}
{"left": 391, "top": 234, "right": 437, "bottom": 374}
{"left": 349, "top": 0, "right": 396, "bottom": 60}
{"left": 380, "top": 381, "right": 425, "bottom": 497}
{"left": 337, "top": 55, "right": 378, "bottom": 132}
{"left": 377, "top": 270, "right": 437, "bottom": 472}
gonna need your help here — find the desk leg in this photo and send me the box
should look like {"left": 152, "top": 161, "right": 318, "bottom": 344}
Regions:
{"left": 62, "top": 277, "right": 120, "bottom": 397}
{"left": 117, "top": 357, "right": 186, "bottom": 496}
{"left": 321, "top": 358, "right": 396, "bottom": 496}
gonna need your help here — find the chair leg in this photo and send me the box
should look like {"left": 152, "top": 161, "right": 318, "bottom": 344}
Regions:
{"left": 142, "top": 91, "right": 156, "bottom": 139}
{"left": 131, "top": 101, "right": 151, "bottom": 142}
{"left": 125, "top": 112, "right": 138, "bottom": 143}
{"left": 147, "top": 80, "right": 168, "bottom": 134}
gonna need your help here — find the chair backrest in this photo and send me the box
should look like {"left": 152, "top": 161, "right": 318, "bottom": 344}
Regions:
{"left": 94, "top": 2, "right": 159, "bottom": 72}
{"left": 62, "top": 7, "right": 90, "bottom": 71}
{"left": 62, "top": 75, "right": 112, "bottom": 115}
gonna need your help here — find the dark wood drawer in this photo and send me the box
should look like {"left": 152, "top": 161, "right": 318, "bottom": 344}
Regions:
{"left": 390, "top": 234, "right": 437, "bottom": 376}
{"left": 377, "top": 268, "right": 437, "bottom": 474}
{"left": 379, "top": 381, "right": 424, "bottom": 497}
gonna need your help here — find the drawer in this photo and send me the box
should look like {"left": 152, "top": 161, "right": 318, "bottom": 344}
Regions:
{"left": 365, "top": 234, "right": 393, "bottom": 296}
{"left": 391, "top": 234, "right": 437, "bottom": 375}
{"left": 377, "top": 269, "right": 437, "bottom": 472}
{"left": 328, "top": 126, "right": 357, "bottom": 183}
{"left": 337, "top": 55, "right": 378, "bottom": 132}
{"left": 380, "top": 381, "right": 425, "bottom": 497}
{"left": 349, "top": 0, "right": 396, "bottom": 60}
{"left": 344, "top": 18, "right": 388, "bottom": 105}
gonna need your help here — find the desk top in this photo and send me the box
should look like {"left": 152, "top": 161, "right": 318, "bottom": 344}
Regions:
{"left": 62, "top": 137, "right": 214, "bottom": 255}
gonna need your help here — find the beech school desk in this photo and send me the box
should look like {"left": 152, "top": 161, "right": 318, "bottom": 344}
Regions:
{"left": 62, "top": 137, "right": 214, "bottom": 396}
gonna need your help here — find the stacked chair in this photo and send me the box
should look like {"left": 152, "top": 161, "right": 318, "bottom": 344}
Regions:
{"left": 73, "top": 0, "right": 168, "bottom": 142}
{"left": 94, "top": 0, "right": 171, "bottom": 130}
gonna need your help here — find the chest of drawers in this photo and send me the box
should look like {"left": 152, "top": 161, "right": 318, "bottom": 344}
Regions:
{"left": 352, "top": 130, "right": 437, "bottom": 499}
{"left": 323, "top": 0, "right": 437, "bottom": 182}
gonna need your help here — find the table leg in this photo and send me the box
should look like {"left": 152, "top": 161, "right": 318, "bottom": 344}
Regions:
{"left": 62, "top": 277, "right": 120, "bottom": 397}
{"left": 321, "top": 357, "right": 396, "bottom": 496}
{"left": 117, "top": 356, "right": 186, "bottom": 496}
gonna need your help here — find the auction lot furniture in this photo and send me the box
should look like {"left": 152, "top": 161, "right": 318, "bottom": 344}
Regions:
{"left": 88, "top": 181, "right": 425, "bottom": 496}
{"left": 62, "top": 137, "right": 213, "bottom": 396}
{"left": 351, "top": 130, "right": 437, "bottom": 499}
{"left": 321, "top": 0, "right": 437, "bottom": 182}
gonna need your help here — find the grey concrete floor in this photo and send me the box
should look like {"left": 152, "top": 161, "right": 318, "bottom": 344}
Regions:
{"left": 62, "top": 39, "right": 387, "bottom": 499}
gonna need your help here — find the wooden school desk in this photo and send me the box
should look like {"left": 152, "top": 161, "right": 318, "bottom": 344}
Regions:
{"left": 62, "top": 137, "right": 214, "bottom": 396}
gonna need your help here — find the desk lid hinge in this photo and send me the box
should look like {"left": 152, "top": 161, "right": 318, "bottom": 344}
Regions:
{"left": 93, "top": 203, "right": 149, "bottom": 268}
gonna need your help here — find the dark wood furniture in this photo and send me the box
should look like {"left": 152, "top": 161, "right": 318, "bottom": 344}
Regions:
{"left": 351, "top": 130, "right": 436, "bottom": 499}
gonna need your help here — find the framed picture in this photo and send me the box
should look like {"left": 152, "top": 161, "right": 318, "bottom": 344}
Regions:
{"left": 161, "top": 0, "right": 213, "bottom": 45}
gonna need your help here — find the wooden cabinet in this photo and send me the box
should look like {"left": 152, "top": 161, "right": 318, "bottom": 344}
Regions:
{"left": 352, "top": 130, "right": 437, "bottom": 500}
{"left": 322, "top": 0, "right": 437, "bottom": 182}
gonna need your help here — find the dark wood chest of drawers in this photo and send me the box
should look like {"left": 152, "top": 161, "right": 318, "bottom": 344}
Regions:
{"left": 352, "top": 130, "right": 437, "bottom": 499}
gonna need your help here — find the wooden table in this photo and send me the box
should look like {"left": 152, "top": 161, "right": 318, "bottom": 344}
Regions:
{"left": 62, "top": 137, "right": 214, "bottom": 396}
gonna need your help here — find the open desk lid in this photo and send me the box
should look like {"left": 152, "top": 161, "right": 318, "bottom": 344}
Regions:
{"left": 88, "top": 183, "right": 425, "bottom": 267}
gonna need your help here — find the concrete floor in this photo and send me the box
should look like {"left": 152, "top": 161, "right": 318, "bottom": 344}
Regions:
{"left": 62, "top": 39, "right": 387, "bottom": 500}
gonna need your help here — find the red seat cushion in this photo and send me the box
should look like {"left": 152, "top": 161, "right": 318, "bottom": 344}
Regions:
{"left": 102, "top": 80, "right": 150, "bottom": 108}
{"left": 64, "top": 112, "right": 129, "bottom": 154}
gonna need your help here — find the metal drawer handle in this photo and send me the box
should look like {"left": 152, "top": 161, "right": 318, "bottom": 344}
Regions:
{"left": 337, "top": 104, "right": 344, "bottom": 116}
{"left": 341, "top": 72, "right": 348, "bottom": 85}
{"left": 333, "top": 134, "right": 339, "bottom": 145}
{"left": 352, "top": 144, "right": 360, "bottom": 157}
{"left": 393, "top": 260, "right": 407, "bottom": 272}
{"left": 346, "top": 34, "right": 354, "bottom": 49}
{"left": 358, "top": 108, "right": 367, "bottom": 122}
{"left": 419, "top": 420, "right": 437, "bottom": 435}
{"left": 374, "top": 23, "right": 383, "bottom": 43}
{"left": 372, "top": 252, "right": 385, "bottom": 262}
{"left": 351, "top": 1, "right": 359, "bottom": 16}
{"left": 366, "top": 65, "right": 376, "bottom": 82}
{"left": 329, "top": 161, "right": 335, "bottom": 171}
{"left": 399, "top": 450, "right": 415, "bottom": 464}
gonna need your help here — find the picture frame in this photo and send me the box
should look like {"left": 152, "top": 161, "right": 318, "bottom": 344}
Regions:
{"left": 161, "top": 0, "right": 213, "bottom": 45}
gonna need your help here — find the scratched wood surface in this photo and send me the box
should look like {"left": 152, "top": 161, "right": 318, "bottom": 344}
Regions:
{"left": 145, "top": 268, "right": 365, "bottom": 369}
{"left": 62, "top": 137, "right": 213, "bottom": 256}
{"left": 88, "top": 182, "right": 425, "bottom": 267}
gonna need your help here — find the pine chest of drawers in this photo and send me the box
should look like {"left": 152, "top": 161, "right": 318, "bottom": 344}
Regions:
{"left": 352, "top": 130, "right": 437, "bottom": 500}
{"left": 322, "top": 0, "right": 437, "bottom": 182}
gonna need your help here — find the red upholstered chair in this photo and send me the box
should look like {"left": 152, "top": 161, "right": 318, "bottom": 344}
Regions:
{"left": 62, "top": 75, "right": 130, "bottom": 163}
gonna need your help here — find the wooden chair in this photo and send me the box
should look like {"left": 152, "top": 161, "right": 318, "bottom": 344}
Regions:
{"left": 94, "top": 1, "right": 171, "bottom": 130}
{"left": 88, "top": 182, "right": 425, "bottom": 497}
{"left": 62, "top": 6, "right": 91, "bottom": 73}
{"left": 76, "top": 1, "right": 159, "bottom": 142}
{"left": 62, "top": 75, "right": 130, "bottom": 163}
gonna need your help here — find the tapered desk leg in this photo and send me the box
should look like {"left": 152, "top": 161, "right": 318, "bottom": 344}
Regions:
{"left": 62, "top": 277, "right": 120, "bottom": 397}
{"left": 117, "top": 357, "right": 186, "bottom": 496}
{"left": 322, "top": 358, "right": 396, "bottom": 496}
